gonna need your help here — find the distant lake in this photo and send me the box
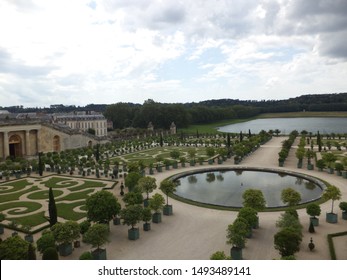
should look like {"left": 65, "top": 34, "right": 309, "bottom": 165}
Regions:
{"left": 218, "top": 117, "right": 347, "bottom": 134}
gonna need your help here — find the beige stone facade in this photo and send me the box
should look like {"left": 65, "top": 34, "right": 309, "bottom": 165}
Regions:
{"left": 0, "top": 121, "right": 102, "bottom": 160}
{"left": 53, "top": 113, "right": 108, "bottom": 137}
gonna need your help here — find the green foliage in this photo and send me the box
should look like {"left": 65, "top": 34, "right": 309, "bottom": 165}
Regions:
{"left": 322, "top": 185, "right": 342, "bottom": 213}
{"left": 142, "top": 207, "right": 152, "bottom": 223}
{"left": 48, "top": 187, "right": 57, "bottom": 227}
{"left": 242, "top": 189, "right": 266, "bottom": 211}
{"left": 79, "top": 220, "right": 91, "bottom": 235}
{"left": 123, "top": 189, "right": 143, "bottom": 206}
{"left": 170, "top": 149, "right": 181, "bottom": 160}
{"left": 149, "top": 193, "right": 165, "bottom": 213}
{"left": 276, "top": 212, "right": 303, "bottom": 236}
{"left": 42, "top": 247, "right": 59, "bottom": 260}
{"left": 306, "top": 203, "right": 321, "bottom": 218}
{"left": 36, "top": 231, "right": 56, "bottom": 254}
{"left": 316, "top": 159, "right": 326, "bottom": 170}
{"left": 0, "top": 212, "right": 5, "bottom": 222}
{"left": 0, "top": 235, "right": 30, "bottom": 260}
{"left": 51, "top": 220, "right": 80, "bottom": 245}
{"left": 237, "top": 207, "right": 258, "bottom": 228}
{"left": 274, "top": 228, "right": 302, "bottom": 257}
{"left": 205, "top": 147, "right": 215, "bottom": 157}
{"left": 137, "top": 176, "right": 157, "bottom": 199}
{"left": 27, "top": 243, "right": 37, "bottom": 260}
{"left": 124, "top": 172, "right": 142, "bottom": 192}
{"left": 339, "top": 201, "right": 347, "bottom": 212}
{"left": 210, "top": 251, "right": 230, "bottom": 260}
{"left": 83, "top": 223, "right": 109, "bottom": 249}
{"left": 120, "top": 205, "right": 143, "bottom": 229}
{"left": 281, "top": 188, "right": 301, "bottom": 206}
{"left": 86, "top": 190, "right": 121, "bottom": 223}
{"left": 160, "top": 179, "right": 176, "bottom": 205}
{"left": 226, "top": 218, "right": 248, "bottom": 248}
{"left": 322, "top": 152, "right": 337, "bottom": 168}
{"left": 79, "top": 251, "right": 93, "bottom": 260}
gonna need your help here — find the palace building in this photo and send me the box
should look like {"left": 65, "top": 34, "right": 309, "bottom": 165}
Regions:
{"left": 0, "top": 112, "right": 108, "bottom": 160}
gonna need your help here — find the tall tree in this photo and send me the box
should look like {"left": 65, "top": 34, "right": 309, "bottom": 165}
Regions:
{"left": 48, "top": 187, "right": 57, "bottom": 227}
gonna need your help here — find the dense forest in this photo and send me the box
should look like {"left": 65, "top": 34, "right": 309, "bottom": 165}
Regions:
{"left": 1, "top": 93, "right": 347, "bottom": 129}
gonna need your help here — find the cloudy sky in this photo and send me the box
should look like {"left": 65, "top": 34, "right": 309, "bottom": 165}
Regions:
{"left": 0, "top": 0, "right": 346, "bottom": 107}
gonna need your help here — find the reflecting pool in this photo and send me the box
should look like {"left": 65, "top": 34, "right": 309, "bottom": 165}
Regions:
{"left": 173, "top": 168, "right": 324, "bottom": 208}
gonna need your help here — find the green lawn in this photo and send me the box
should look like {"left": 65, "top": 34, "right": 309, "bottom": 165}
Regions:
{"left": 0, "top": 176, "right": 114, "bottom": 230}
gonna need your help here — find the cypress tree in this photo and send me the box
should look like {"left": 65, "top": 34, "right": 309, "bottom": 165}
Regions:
{"left": 48, "top": 187, "right": 58, "bottom": 227}
{"left": 317, "top": 131, "right": 322, "bottom": 152}
{"left": 38, "top": 152, "right": 44, "bottom": 176}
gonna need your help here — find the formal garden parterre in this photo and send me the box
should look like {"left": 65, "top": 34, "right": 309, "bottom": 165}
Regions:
{"left": 1, "top": 130, "right": 347, "bottom": 260}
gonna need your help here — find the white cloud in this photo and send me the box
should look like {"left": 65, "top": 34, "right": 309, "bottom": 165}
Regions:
{"left": 0, "top": 0, "right": 346, "bottom": 107}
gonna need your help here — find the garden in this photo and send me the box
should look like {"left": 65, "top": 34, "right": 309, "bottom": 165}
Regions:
{"left": 0, "top": 176, "right": 115, "bottom": 232}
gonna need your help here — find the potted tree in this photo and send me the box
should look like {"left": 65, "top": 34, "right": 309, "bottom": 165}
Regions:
{"left": 83, "top": 223, "right": 109, "bottom": 260}
{"left": 242, "top": 189, "right": 266, "bottom": 228}
{"left": 335, "top": 163, "right": 344, "bottom": 176}
{"left": 160, "top": 179, "right": 176, "bottom": 216}
{"left": 138, "top": 176, "right": 157, "bottom": 207}
{"left": 51, "top": 220, "right": 80, "bottom": 256}
{"left": 142, "top": 207, "right": 152, "bottom": 231}
{"left": 237, "top": 207, "right": 258, "bottom": 238}
{"left": 36, "top": 230, "right": 56, "bottom": 255}
{"left": 306, "top": 203, "right": 321, "bottom": 226}
{"left": 322, "top": 185, "right": 341, "bottom": 223}
{"left": 120, "top": 205, "right": 143, "bottom": 240}
{"left": 149, "top": 193, "right": 165, "bottom": 223}
{"left": 86, "top": 190, "right": 121, "bottom": 226}
{"left": 339, "top": 201, "right": 347, "bottom": 220}
{"left": 226, "top": 218, "right": 248, "bottom": 260}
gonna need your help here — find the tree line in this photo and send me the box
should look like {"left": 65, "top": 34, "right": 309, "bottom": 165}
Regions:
{"left": 2, "top": 93, "right": 347, "bottom": 129}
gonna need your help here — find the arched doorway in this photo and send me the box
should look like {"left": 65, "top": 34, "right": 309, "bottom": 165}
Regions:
{"left": 9, "top": 135, "right": 22, "bottom": 158}
{"left": 53, "top": 135, "right": 60, "bottom": 152}
{"left": 88, "top": 140, "right": 93, "bottom": 148}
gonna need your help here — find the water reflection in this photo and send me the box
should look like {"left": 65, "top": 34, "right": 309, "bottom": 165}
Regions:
{"left": 174, "top": 170, "right": 323, "bottom": 208}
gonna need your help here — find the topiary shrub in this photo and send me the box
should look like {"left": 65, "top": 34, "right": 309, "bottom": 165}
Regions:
{"left": 79, "top": 251, "right": 93, "bottom": 260}
{"left": 42, "top": 247, "right": 59, "bottom": 260}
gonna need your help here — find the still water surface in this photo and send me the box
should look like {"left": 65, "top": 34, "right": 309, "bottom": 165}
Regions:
{"left": 218, "top": 117, "right": 347, "bottom": 134}
{"left": 174, "top": 170, "right": 323, "bottom": 208}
